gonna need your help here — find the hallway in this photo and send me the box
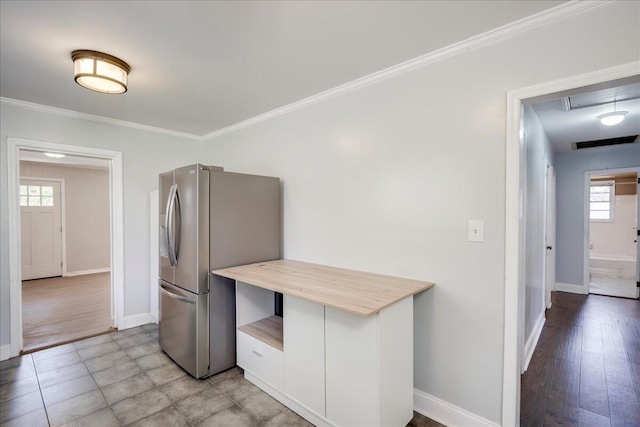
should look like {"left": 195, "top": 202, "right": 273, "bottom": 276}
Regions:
{"left": 520, "top": 291, "right": 640, "bottom": 426}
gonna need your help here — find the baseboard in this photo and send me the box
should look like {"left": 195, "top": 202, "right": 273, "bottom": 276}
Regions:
{"left": 590, "top": 268, "right": 634, "bottom": 280}
{"left": 0, "top": 344, "right": 11, "bottom": 361}
{"left": 120, "top": 313, "right": 155, "bottom": 330}
{"left": 64, "top": 268, "right": 111, "bottom": 277}
{"left": 413, "top": 388, "right": 500, "bottom": 427}
{"left": 555, "top": 282, "right": 587, "bottom": 295}
{"left": 523, "top": 312, "right": 545, "bottom": 372}
{"left": 244, "top": 371, "right": 335, "bottom": 427}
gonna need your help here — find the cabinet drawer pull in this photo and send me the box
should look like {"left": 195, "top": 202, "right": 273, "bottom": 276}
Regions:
{"left": 252, "top": 350, "right": 264, "bottom": 357}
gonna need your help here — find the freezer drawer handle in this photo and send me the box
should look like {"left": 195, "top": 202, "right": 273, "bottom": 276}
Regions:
{"left": 159, "top": 285, "right": 195, "bottom": 305}
{"left": 252, "top": 350, "right": 264, "bottom": 357}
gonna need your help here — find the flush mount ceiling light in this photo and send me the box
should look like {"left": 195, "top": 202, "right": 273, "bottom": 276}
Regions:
{"left": 597, "top": 98, "right": 628, "bottom": 126}
{"left": 71, "top": 50, "right": 130, "bottom": 94}
{"left": 44, "top": 152, "right": 65, "bottom": 158}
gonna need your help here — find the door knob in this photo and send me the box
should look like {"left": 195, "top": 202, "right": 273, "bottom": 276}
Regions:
{"left": 546, "top": 246, "right": 553, "bottom": 250}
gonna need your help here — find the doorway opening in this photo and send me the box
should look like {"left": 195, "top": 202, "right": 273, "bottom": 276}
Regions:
{"left": 19, "top": 152, "right": 114, "bottom": 351}
{"left": 586, "top": 169, "right": 639, "bottom": 299}
{"left": 7, "top": 137, "right": 124, "bottom": 357}
{"left": 502, "top": 61, "right": 640, "bottom": 426}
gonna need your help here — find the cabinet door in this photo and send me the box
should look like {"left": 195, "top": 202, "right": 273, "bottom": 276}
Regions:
{"left": 325, "top": 307, "right": 379, "bottom": 427}
{"left": 284, "top": 295, "right": 325, "bottom": 417}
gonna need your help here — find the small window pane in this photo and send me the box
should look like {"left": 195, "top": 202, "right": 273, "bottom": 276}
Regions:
{"left": 41, "top": 186, "right": 53, "bottom": 196}
{"left": 591, "top": 202, "right": 610, "bottom": 211}
{"left": 29, "top": 196, "right": 41, "bottom": 206}
{"left": 591, "top": 211, "right": 610, "bottom": 220}
{"left": 590, "top": 186, "right": 610, "bottom": 193}
{"left": 41, "top": 197, "right": 53, "bottom": 206}
{"left": 20, "top": 185, "right": 27, "bottom": 195}
{"left": 20, "top": 196, "right": 28, "bottom": 206}
{"left": 590, "top": 193, "right": 610, "bottom": 202}
{"left": 28, "top": 186, "right": 40, "bottom": 196}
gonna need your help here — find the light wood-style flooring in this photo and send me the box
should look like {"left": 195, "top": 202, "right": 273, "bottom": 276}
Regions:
{"left": 21, "top": 272, "right": 113, "bottom": 352}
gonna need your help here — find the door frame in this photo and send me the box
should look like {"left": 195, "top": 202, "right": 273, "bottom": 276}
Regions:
{"left": 7, "top": 137, "right": 124, "bottom": 357}
{"left": 544, "top": 163, "right": 556, "bottom": 309}
{"left": 502, "top": 61, "right": 640, "bottom": 426}
{"left": 20, "top": 177, "right": 67, "bottom": 277}
{"left": 584, "top": 166, "right": 640, "bottom": 295}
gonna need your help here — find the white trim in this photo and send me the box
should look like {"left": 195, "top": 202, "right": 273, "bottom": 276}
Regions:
{"left": 0, "top": 97, "right": 200, "bottom": 141}
{"left": 555, "top": 282, "right": 589, "bottom": 295}
{"left": 584, "top": 167, "right": 640, "bottom": 293}
{"left": 120, "top": 313, "right": 155, "bottom": 330}
{"left": 523, "top": 313, "right": 545, "bottom": 372}
{"left": 503, "top": 61, "right": 640, "bottom": 427}
{"left": 64, "top": 268, "right": 111, "bottom": 277}
{"left": 0, "top": 344, "right": 11, "bottom": 361}
{"left": 590, "top": 267, "right": 635, "bottom": 279}
{"left": 201, "top": 0, "right": 607, "bottom": 141}
{"left": 149, "top": 190, "right": 159, "bottom": 323}
{"left": 244, "top": 371, "right": 336, "bottom": 427}
{"left": 0, "top": 2, "right": 611, "bottom": 144}
{"left": 413, "top": 388, "right": 500, "bottom": 427}
{"left": 7, "top": 137, "right": 124, "bottom": 358}
{"left": 19, "top": 176, "right": 67, "bottom": 277}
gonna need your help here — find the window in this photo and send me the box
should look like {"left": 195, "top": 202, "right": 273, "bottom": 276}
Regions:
{"left": 20, "top": 185, "right": 54, "bottom": 207}
{"left": 589, "top": 181, "right": 614, "bottom": 221}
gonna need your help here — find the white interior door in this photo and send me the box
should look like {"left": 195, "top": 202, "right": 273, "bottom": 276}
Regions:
{"left": 20, "top": 179, "right": 62, "bottom": 280}
{"left": 545, "top": 165, "right": 556, "bottom": 308}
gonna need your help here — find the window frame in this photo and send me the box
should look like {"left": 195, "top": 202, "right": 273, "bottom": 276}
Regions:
{"left": 589, "top": 180, "right": 615, "bottom": 222}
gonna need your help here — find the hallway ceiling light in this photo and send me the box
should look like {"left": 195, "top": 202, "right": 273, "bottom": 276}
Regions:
{"left": 71, "top": 50, "right": 130, "bottom": 94}
{"left": 597, "top": 98, "right": 627, "bottom": 126}
{"left": 44, "top": 152, "right": 65, "bottom": 158}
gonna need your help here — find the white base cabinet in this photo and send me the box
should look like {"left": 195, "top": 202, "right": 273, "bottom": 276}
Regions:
{"left": 284, "top": 295, "right": 326, "bottom": 417}
{"left": 237, "top": 330, "right": 284, "bottom": 392}
{"left": 326, "top": 296, "right": 413, "bottom": 427}
{"left": 235, "top": 281, "right": 414, "bottom": 427}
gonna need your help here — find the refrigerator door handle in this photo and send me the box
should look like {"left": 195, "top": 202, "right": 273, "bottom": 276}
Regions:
{"left": 166, "top": 183, "right": 178, "bottom": 266}
{"left": 159, "top": 283, "right": 195, "bottom": 305}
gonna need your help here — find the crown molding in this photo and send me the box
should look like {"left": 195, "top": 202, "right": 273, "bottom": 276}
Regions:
{"left": 201, "top": 0, "right": 611, "bottom": 141}
{"left": 0, "top": 97, "right": 201, "bottom": 141}
{"left": 1, "top": 1, "right": 612, "bottom": 142}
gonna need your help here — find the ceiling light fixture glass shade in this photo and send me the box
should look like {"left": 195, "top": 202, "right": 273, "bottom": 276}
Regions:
{"left": 44, "top": 152, "right": 65, "bottom": 158}
{"left": 597, "top": 97, "right": 627, "bottom": 126}
{"left": 597, "top": 111, "right": 628, "bottom": 126}
{"left": 72, "top": 50, "right": 130, "bottom": 94}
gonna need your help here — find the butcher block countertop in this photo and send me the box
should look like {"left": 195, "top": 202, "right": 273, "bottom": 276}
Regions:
{"left": 212, "top": 259, "right": 434, "bottom": 317}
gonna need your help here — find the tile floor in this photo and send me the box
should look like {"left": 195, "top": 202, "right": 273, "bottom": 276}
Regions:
{"left": 1, "top": 324, "right": 442, "bottom": 426}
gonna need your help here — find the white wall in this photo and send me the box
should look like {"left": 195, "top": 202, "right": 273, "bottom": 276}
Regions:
{"left": 20, "top": 162, "right": 111, "bottom": 273}
{"left": 0, "top": 105, "right": 204, "bottom": 348}
{"left": 555, "top": 144, "right": 640, "bottom": 287}
{"left": 591, "top": 194, "right": 637, "bottom": 259}
{"left": 202, "top": 2, "right": 639, "bottom": 423}
{"left": 523, "top": 105, "right": 553, "bottom": 347}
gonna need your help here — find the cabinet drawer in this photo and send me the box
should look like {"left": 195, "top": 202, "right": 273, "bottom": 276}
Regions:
{"left": 237, "top": 330, "right": 284, "bottom": 391}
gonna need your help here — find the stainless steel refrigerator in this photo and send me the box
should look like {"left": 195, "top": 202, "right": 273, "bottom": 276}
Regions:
{"left": 159, "top": 164, "right": 280, "bottom": 378}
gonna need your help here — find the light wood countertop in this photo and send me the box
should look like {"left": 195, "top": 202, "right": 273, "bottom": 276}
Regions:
{"left": 213, "top": 259, "right": 433, "bottom": 317}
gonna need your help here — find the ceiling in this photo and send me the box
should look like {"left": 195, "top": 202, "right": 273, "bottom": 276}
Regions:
{"left": 532, "top": 82, "right": 640, "bottom": 152}
{"left": 1, "top": 1, "right": 564, "bottom": 137}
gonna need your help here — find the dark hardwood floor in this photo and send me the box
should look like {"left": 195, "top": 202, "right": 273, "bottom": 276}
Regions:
{"left": 521, "top": 291, "right": 640, "bottom": 427}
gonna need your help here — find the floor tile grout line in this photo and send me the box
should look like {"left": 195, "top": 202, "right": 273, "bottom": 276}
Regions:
{"left": 32, "top": 353, "right": 53, "bottom": 427}
{"left": 211, "top": 375, "right": 288, "bottom": 425}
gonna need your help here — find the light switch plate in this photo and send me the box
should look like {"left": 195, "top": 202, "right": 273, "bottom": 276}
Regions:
{"left": 468, "top": 220, "right": 484, "bottom": 242}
